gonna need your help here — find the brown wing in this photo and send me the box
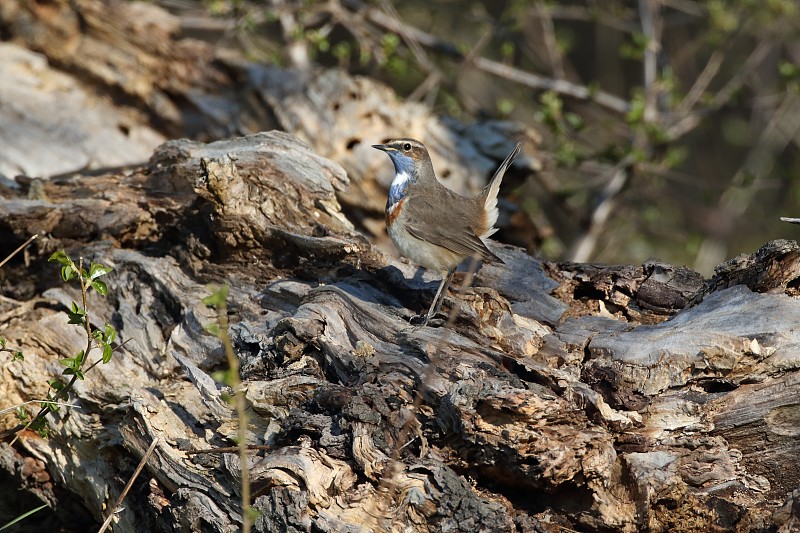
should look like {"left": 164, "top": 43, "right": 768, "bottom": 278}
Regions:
{"left": 402, "top": 192, "right": 502, "bottom": 263}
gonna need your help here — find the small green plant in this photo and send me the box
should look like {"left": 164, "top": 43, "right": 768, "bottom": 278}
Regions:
{"left": 0, "top": 337, "right": 23, "bottom": 362}
{"left": 203, "top": 285, "right": 256, "bottom": 533}
{"left": 1, "top": 241, "right": 118, "bottom": 530}
{"left": 2, "top": 250, "right": 116, "bottom": 445}
{"left": 48, "top": 251, "right": 116, "bottom": 381}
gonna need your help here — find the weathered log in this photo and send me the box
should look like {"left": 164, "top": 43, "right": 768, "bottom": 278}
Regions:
{"left": 1, "top": 132, "right": 800, "bottom": 532}
{"left": 0, "top": 0, "right": 543, "bottom": 256}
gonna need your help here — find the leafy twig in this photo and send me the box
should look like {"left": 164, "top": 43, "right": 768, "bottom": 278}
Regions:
{"left": 1, "top": 251, "right": 116, "bottom": 458}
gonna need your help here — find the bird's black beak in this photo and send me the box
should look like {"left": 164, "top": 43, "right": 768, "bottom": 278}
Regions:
{"left": 372, "top": 144, "right": 388, "bottom": 152}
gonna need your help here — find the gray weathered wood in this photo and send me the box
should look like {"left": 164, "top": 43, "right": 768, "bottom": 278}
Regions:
{"left": 1, "top": 133, "right": 800, "bottom": 532}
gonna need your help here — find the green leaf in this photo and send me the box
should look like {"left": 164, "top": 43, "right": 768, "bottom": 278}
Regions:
{"left": 626, "top": 90, "right": 646, "bottom": 124}
{"left": 500, "top": 41, "right": 515, "bottom": 60}
{"left": 496, "top": 98, "right": 514, "bottom": 117}
{"left": 60, "top": 350, "right": 84, "bottom": 372}
{"left": 30, "top": 417, "right": 48, "bottom": 438}
{"left": 61, "top": 265, "right": 76, "bottom": 282}
{"left": 212, "top": 369, "right": 233, "bottom": 385}
{"left": 48, "top": 379, "right": 65, "bottom": 392}
{"left": 67, "top": 303, "right": 86, "bottom": 326}
{"left": 565, "top": 112, "right": 584, "bottom": 130}
{"left": 244, "top": 507, "right": 262, "bottom": 523}
{"left": 103, "top": 324, "right": 117, "bottom": 344}
{"left": 63, "top": 367, "right": 84, "bottom": 380}
{"left": 380, "top": 33, "right": 400, "bottom": 55}
{"left": 41, "top": 396, "right": 60, "bottom": 412}
{"left": 102, "top": 344, "right": 113, "bottom": 364}
{"left": 203, "top": 285, "right": 229, "bottom": 309}
{"left": 0, "top": 337, "right": 6, "bottom": 348}
{"left": 12, "top": 351, "right": 23, "bottom": 362}
{"left": 0, "top": 503, "right": 49, "bottom": 531}
{"left": 50, "top": 251, "right": 82, "bottom": 282}
{"left": 91, "top": 279, "right": 108, "bottom": 296}
{"left": 88, "top": 263, "right": 113, "bottom": 280}
{"left": 332, "top": 42, "right": 351, "bottom": 62}
{"left": 48, "top": 250, "right": 71, "bottom": 267}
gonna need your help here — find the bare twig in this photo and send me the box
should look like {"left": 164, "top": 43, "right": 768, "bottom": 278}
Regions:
{"left": 407, "top": 71, "right": 442, "bottom": 106}
{"left": 694, "top": 90, "right": 800, "bottom": 273}
{"left": 474, "top": 57, "right": 629, "bottom": 113}
{"left": 273, "top": 0, "right": 310, "bottom": 69}
{"left": 376, "top": 0, "right": 445, "bottom": 106}
{"left": 668, "top": 38, "right": 775, "bottom": 139}
{"left": 0, "top": 400, "right": 78, "bottom": 417}
{"left": 377, "top": 0, "right": 434, "bottom": 71}
{"left": 707, "top": 40, "right": 773, "bottom": 111}
{"left": 639, "top": 0, "right": 661, "bottom": 123}
{"left": 347, "top": 0, "right": 631, "bottom": 114}
{"left": 533, "top": 0, "right": 565, "bottom": 79}
{"left": 0, "top": 235, "right": 38, "bottom": 271}
{"left": 452, "top": 27, "right": 496, "bottom": 113}
{"left": 548, "top": 4, "right": 641, "bottom": 33}
{"left": 675, "top": 49, "right": 724, "bottom": 115}
{"left": 569, "top": 156, "right": 634, "bottom": 262}
{"left": 659, "top": 0, "right": 706, "bottom": 17}
{"left": 97, "top": 436, "right": 160, "bottom": 533}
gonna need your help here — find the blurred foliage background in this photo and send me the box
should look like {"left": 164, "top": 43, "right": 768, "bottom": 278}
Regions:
{"left": 169, "top": 0, "right": 800, "bottom": 274}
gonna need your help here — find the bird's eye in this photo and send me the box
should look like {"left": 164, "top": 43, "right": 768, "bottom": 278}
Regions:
{"left": 403, "top": 143, "right": 412, "bottom": 152}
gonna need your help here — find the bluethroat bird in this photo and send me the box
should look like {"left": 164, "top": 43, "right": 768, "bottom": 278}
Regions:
{"left": 373, "top": 138, "right": 522, "bottom": 326}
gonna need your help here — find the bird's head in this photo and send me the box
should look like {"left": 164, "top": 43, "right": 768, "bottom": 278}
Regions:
{"left": 372, "top": 138, "right": 433, "bottom": 181}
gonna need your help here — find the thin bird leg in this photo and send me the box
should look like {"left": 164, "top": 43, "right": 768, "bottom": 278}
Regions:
{"left": 422, "top": 268, "right": 455, "bottom": 325}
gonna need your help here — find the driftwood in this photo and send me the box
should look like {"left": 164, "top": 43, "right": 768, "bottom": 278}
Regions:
{"left": 1, "top": 132, "right": 800, "bottom": 532}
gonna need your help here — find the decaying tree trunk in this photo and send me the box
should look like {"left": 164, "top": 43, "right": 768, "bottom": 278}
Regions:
{"left": 1, "top": 132, "right": 800, "bottom": 532}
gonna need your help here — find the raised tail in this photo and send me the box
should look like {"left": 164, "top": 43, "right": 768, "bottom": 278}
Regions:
{"left": 478, "top": 141, "right": 522, "bottom": 238}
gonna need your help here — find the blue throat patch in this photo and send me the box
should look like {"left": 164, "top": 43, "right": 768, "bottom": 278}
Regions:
{"left": 386, "top": 152, "right": 416, "bottom": 208}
